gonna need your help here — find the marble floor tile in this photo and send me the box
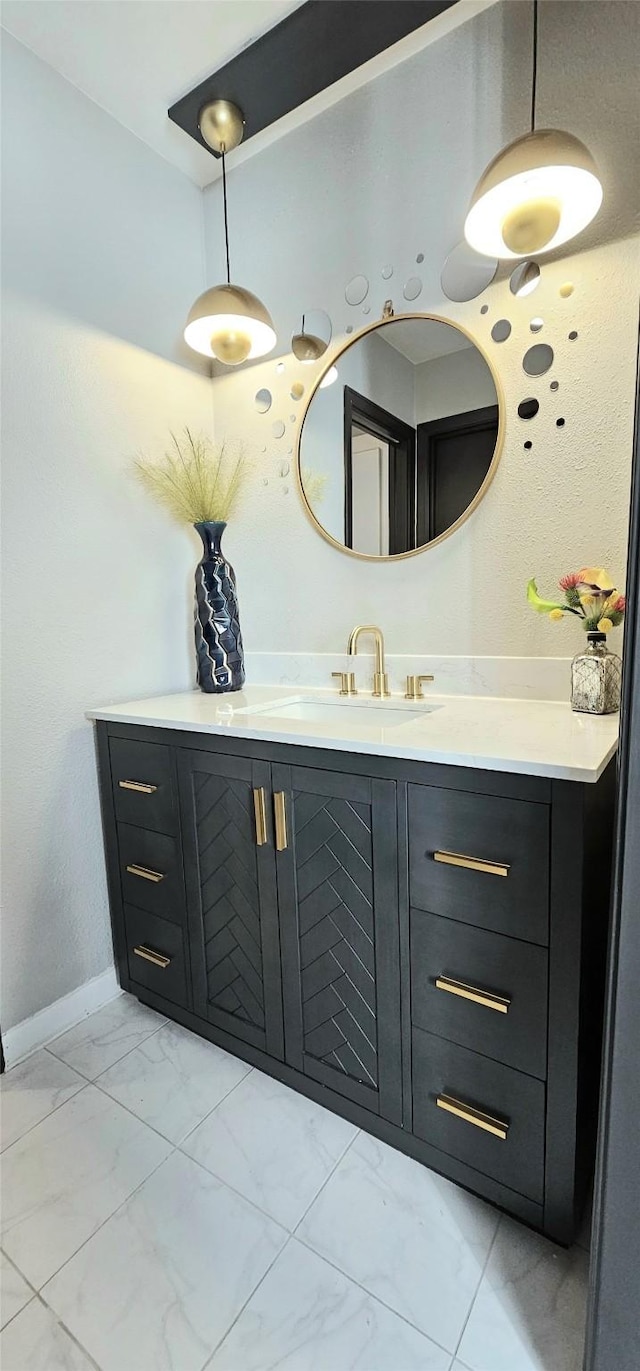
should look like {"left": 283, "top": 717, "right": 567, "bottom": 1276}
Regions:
{"left": 182, "top": 1067, "right": 358, "bottom": 1230}
{"left": 44, "top": 1150, "right": 287, "bottom": 1371}
{"left": 0, "top": 1049, "right": 85, "bottom": 1152}
{"left": 457, "top": 1217, "right": 590, "bottom": 1371}
{"left": 96, "top": 1019, "right": 252, "bottom": 1143}
{"left": 297, "top": 1131, "right": 499, "bottom": 1352}
{"left": 47, "top": 993, "right": 166, "bottom": 1079}
{"left": 1, "top": 1251, "right": 34, "bottom": 1330}
{"left": 0, "top": 1297, "right": 95, "bottom": 1370}
{"left": 1, "top": 1084, "right": 171, "bottom": 1288}
{"left": 207, "top": 1236, "right": 451, "bottom": 1371}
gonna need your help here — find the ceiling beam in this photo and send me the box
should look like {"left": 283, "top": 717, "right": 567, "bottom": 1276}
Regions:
{"left": 168, "top": 0, "right": 459, "bottom": 158}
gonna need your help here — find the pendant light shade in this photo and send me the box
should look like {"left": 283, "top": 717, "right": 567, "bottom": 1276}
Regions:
{"left": 183, "top": 99, "right": 276, "bottom": 366}
{"left": 464, "top": 128, "right": 603, "bottom": 259}
{"left": 184, "top": 284, "right": 277, "bottom": 363}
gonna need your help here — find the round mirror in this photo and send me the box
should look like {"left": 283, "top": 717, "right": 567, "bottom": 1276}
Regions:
{"left": 297, "top": 314, "right": 503, "bottom": 560}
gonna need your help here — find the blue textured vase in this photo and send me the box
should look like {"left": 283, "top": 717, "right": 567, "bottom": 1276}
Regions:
{"left": 194, "top": 521, "right": 245, "bottom": 693}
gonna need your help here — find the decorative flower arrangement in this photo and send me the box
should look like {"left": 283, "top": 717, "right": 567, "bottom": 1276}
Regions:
{"left": 134, "top": 429, "right": 246, "bottom": 524}
{"left": 527, "top": 567, "right": 626, "bottom": 633}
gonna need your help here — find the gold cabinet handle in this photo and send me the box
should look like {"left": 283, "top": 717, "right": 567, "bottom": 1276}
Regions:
{"left": 126, "top": 864, "right": 165, "bottom": 883}
{"left": 433, "top": 849, "right": 510, "bottom": 878}
{"left": 274, "top": 792, "right": 288, "bottom": 851}
{"left": 133, "top": 944, "right": 171, "bottom": 969}
{"left": 253, "top": 787, "right": 268, "bottom": 846}
{"left": 436, "top": 1093, "right": 509, "bottom": 1140}
{"left": 118, "top": 780, "right": 158, "bottom": 794}
{"left": 435, "top": 975, "right": 511, "bottom": 1014}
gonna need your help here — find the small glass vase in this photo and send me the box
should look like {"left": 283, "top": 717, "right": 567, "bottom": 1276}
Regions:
{"left": 194, "top": 521, "right": 245, "bottom": 693}
{"left": 571, "top": 631, "right": 621, "bottom": 714}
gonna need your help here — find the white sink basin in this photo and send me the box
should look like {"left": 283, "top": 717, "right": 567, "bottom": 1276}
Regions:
{"left": 238, "top": 697, "right": 439, "bottom": 728}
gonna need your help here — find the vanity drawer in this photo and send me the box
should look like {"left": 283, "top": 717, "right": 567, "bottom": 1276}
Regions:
{"left": 408, "top": 784, "right": 549, "bottom": 945}
{"left": 117, "top": 823, "right": 185, "bottom": 922}
{"left": 124, "top": 905, "right": 189, "bottom": 1008}
{"left": 110, "top": 737, "right": 178, "bottom": 835}
{"left": 412, "top": 1028, "right": 545, "bottom": 1202}
{"left": 411, "top": 909, "right": 548, "bottom": 1079}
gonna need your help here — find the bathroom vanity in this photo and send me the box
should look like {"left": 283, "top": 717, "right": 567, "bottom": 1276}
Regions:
{"left": 89, "top": 686, "right": 617, "bottom": 1245}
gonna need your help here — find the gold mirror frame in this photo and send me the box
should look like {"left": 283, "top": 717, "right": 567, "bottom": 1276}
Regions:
{"left": 295, "top": 311, "right": 506, "bottom": 562}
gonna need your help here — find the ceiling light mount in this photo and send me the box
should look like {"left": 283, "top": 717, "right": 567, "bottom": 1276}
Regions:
{"left": 198, "top": 99, "right": 245, "bottom": 156}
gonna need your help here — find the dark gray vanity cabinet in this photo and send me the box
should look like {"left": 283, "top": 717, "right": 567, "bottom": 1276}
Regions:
{"left": 272, "top": 762, "right": 402, "bottom": 1125}
{"left": 178, "top": 749, "right": 284, "bottom": 1061}
{"left": 95, "top": 720, "right": 615, "bottom": 1246}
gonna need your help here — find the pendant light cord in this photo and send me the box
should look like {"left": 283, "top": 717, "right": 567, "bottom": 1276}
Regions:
{"left": 221, "top": 147, "right": 231, "bottom": 284}
{"left": 531, "top": 0, "right": 539, "bottom": 132}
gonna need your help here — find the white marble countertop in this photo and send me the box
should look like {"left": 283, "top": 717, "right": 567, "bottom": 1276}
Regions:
{"left": 87, "top": 684, "right": 619, "bottom": 783}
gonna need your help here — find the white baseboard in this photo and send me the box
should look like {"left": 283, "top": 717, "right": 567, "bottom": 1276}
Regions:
{"left": 3, "top": 966, "right": 122, "bottom": 1069}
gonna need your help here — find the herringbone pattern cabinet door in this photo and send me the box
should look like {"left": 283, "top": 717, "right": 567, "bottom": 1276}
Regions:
{"left": 274, "top": 764, "right": 402, "bottom": 1124}
{"left": 179, "top": 751, "right": 283, "bottom": 1059}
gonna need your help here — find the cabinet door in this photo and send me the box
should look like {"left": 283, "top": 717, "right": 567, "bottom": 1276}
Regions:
{"left": 273, "top": 763, "right": 402, "bottom": 1124}
{"left": 178, "top": 750, "right": 283, "bottom": 1059}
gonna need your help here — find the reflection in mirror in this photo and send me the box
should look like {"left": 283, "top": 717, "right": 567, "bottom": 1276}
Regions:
{"left": 291, "top": 310, "right": 332, "bottom": 362}
{"left": 298, "top": 316, "right": 501, "bottom": 559}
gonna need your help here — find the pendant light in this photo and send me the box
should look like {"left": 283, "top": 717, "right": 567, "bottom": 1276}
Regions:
{"left": 184, "top": 100, "right": 276, "bottom": 364}
{"left": 464, "top": 0, "right": 602, "bottom": 260}
{"left": 291, "top": 315, "right": 328, "bottom": 363}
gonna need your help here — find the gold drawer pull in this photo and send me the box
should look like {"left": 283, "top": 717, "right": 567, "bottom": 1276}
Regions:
{"left": 253, "top": 788, "right": 268, "bottom": 846}
{"left": 126, "top": 863, "right": 165, "bottom": 883}
{"left": 119, "top": 780, "right": 158, "bottom": 794}
{"left": 436, "top": 1093, "right": 509, "bottom": 1140}
{"left": 133, "top": 944, "right": 171, "bottom": 970}
{"left": 274, "top": 792, "right": 288, "bottom": 851}
{"left": 433, "top": 849, "right": 510, "bottom": 878}
{"left": 435, "top": 975, "right": 511, "bottom": 1014}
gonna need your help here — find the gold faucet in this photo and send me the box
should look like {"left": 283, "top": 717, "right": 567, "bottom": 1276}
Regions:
{"left": 347, "top": 625, "right": 390, "bottom": 698}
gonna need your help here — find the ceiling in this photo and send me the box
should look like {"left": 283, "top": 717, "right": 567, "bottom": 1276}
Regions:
{"left": 382, "top": 319, "right": 471, "bottom": 365}
{"left": 0, "top": 1, "right": 304, "bottom": 186}
{"left": 0, "top": 0, "right": 493, "bottom": 187}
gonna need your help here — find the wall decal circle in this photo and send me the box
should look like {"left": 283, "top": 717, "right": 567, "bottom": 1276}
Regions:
{"left": 518, "top": 397, "right": 539, "bottom": 419}
{"left": 272, "top": 420, "right": 285, "bottom": 438}
{"left": 524, "top": 440, "right": 533, "bottom": 449}
{"left": 345, "top": 275, "right": 369, "bottom": 306}
{"left": 530, "top": 318, "right": 544, "bottom": 332}
{"left": 523, "top": 343, "right": 554, "bottom": 376}
{"left": 556, "top": 417, "right": 566, "bottom": 427}
{"left": 276, "top": 361, "right": 285, "bottom": 373}
{"left": 254, "top": 388, "right": 272, "bottom": 413}
{"left": 491, "top": 319, "right": 512, "bottom": 343}
{"left": 569, "top": 330, "right": 578, "bottom": 340}
{"left": 441, "top": 240, "right": 498, "bottom": 302}
{"left": 509, "top": 260, "right": 540, "bottom": 297}
{"left": 403, "top": 276, "right": 423, "bottom": 301}
{"left": 559, "top": 282, "right": 574, "bottom": 298}
{"left": 416, "top": 252, "right": 424, "bottom": 263}
{"left": 381, "top": 265, "right": 393, "bottom": 279}
{"left": 362, "top": 304, "right": 371, "bottom": 315}
{"left": 480, "top": 304, "right": 489, "bottom": 315}
{"left": 290, "top": 382, "right": 305, "bottom": 400}
{"left": 550, "top": 380, "right": 559, "bottom": 391}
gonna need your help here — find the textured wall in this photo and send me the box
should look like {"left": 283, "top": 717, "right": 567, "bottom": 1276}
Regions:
{"left": 1, "top": 36, "right": 213, "bottom": 1030}
{"left": 203, "top": 0, "right": 640, "bottom": 659}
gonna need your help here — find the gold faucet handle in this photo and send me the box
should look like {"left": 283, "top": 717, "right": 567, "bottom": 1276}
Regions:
{"left": 405, "top": 673, "right": 435, "bottom": 700}
{"left": 331, "top": 671, "right": 357, "bottom": 696}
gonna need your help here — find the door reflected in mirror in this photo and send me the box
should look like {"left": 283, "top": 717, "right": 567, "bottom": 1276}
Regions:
{"left": 297, "top": 314, "right": 503, "bottom": 560}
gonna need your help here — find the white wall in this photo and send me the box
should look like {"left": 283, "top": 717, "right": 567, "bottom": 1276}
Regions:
{"left": 1, "top": 35, "right": 213, "bottom": 1031}
{"left": 204, "top": 0, "right": 640, "bottom": 657}
{"left": 414, "top": 346, "right": 497, "bottom": 424}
